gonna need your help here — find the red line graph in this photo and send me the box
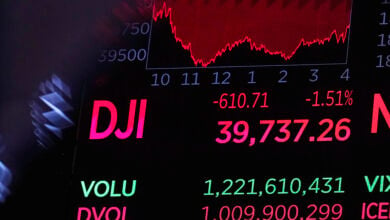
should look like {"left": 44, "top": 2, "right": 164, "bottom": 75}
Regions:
{"left": 153, "top": 0, "right": 351, "bottom": 67}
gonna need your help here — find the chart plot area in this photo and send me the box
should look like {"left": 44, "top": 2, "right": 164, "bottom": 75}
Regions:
{"left": 147, "top": 0, "right": 352, "bottom": 68}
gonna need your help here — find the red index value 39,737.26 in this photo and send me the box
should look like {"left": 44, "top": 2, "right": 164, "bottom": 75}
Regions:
{"left": 216, "top": 119, "right": 351, "bottom": 147}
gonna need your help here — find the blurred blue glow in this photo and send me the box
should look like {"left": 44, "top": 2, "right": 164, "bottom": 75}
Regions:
{"left": 0, "top": 158, "right": 11, "bottom": 203}
{"left": 30, "top": 74, "right": 74, "bottom": 148}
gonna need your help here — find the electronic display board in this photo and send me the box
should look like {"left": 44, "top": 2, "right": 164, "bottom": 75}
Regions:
{"left": 0, "top": 0, "right": 390, "bottom": 219}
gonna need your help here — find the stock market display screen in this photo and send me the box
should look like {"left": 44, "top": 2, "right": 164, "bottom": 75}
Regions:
{"left": 0, "top": 0, "right": 390, "bottom": 219}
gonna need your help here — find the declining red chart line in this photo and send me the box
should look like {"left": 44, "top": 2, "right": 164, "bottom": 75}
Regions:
{"left": 153, "top": 0, "right": 352, "bottom": 67}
